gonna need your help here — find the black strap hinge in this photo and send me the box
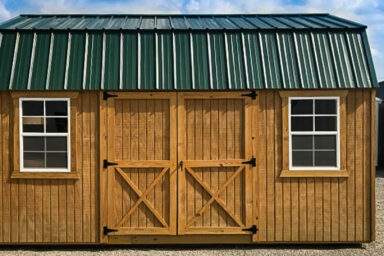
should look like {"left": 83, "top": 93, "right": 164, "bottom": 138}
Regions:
{"left": 103, "top": 226, "right": 118, "bottom": 235}
{"left": 242, "top": 225, "right": 258, "bottom": 234}
{"left": 241, "top": 90, "right": 257, "bottom": 100}
{"left": 103, "top": 159, "right": 118, "bottom": 168}
{"left": 242, "top": 157, "right": 256, "bottom": 167}
{"left": 103, "top": 91, "right": 118, "bottom": 100}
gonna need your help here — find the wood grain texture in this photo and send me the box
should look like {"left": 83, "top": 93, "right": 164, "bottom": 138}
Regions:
{"left": 0, "top": 92, "right": 99, "bottom": 244}
{"left": 0, "top": 89, "right": 375, "bottom": 244}
{"left": 104, "top": 94, "right": 177, "bottom": 236}
{"left": 257, "top": 89, "right": 375, "bottom": 243}
{"left": 178, "top": 92, "right": 253, "bottom": 235}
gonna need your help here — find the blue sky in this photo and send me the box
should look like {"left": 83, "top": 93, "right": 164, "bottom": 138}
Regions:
{"left": 1, "top": 0, "right": 384, "bottom": 82}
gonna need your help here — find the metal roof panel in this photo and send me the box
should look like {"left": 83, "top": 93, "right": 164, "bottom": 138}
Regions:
{"left": 0, "top": 13, "right": 376, "bottom": 90}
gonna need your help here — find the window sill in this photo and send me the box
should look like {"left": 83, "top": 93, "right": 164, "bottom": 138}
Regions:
{"left": 280, "top": 169, "right": 348, "bottom": 178}
{"left": 11, "top": 171, "right": 80, "bottom": 180}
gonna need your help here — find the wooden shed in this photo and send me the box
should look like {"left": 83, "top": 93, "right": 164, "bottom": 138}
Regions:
{"left": 0, "top": 13, "right": 378, "bottom": 245}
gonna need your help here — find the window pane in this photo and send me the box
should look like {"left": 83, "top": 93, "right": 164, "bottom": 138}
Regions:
{"left": 46, "top": 137, "right": 67, "bottom": 151}
{"left": 46, "top": 101, "right": 68, "bottom": 116}
{"left": 291, "top": 100, "right": 313, "bottom": 114}
{"left": 22, "top": 101, "right": 43, "bottom": 116}
{"left": 315, "top": 99, "right": 336, "bottom": 114}
{"left": 24, "top": 137, "right": 44, "bottom": 151}
{"left": 315, "top": 116, "right": 336, "bottom": 131}
{"left": 292, "top": 151, "right": 313, "bottom": 167}
{"left": 46, "top": 153, "right": 67, "bottom": 168}
{"left": 24, "top": 152, "right": 45, "bottom": 168}
{"left": 46, "top": 118, "right": 68, "bottom": 133}
{"left": 315, "top": 135, "right": 336, "bottom": 150}
{"left": 291, "top": 117, "right": 313, "bottom": 131}
{"left": 315, "top": 151, "right": 337, "bottom": 166}
{"left": 292, "top": 135, "right": 313, "bottom": 150}
{"left": 23, "top": 117, "right": 44, "bottom": 132}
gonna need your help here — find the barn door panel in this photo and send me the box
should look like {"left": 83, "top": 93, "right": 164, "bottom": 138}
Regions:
{"left": 177, "top": 92, "right": 254, "bottom": 235}
{"left": 105, "top": 93, "right": 177, "bottom": 235}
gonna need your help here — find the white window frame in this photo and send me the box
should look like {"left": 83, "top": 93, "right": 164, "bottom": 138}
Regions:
{"left": 19, "top": 98, "right": 71, "bottom": 172}
{"left": 288, "top": 96, "right": 340, "bottom": 171}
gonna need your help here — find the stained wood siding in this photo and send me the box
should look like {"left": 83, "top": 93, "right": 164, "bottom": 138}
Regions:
{"left": 0, "top": 91, "right": 99, "bottom": 243}
{"left": 105, "top": 97, "right": 177, "bottom": 235}
{"left": 182, "top": 98, "right": 247, "bottom": 230}
{"left": 255, "top": 89, "right": 375, "bottom": 243}
{"left": 0, "top": 90, "right": 375, "bottom": 244}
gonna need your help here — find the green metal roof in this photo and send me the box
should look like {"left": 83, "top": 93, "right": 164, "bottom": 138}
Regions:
{"left": 0, "top": 14, "right": 378, "bottom": 90}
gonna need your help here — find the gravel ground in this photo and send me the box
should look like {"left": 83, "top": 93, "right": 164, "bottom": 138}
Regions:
{"left": 1, "top": 169, "right": 383, "bottom": 256}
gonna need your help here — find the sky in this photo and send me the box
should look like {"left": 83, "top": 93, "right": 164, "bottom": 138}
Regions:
{"left": 0, "top": 0, "right": 384, "bottom": 82}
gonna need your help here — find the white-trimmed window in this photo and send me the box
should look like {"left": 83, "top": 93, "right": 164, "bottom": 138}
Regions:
{"left": 19, "top": 98, "right": 70, "bottom": 172}
{"left": 289, "top": 97, "right": 340, "bottom": 170}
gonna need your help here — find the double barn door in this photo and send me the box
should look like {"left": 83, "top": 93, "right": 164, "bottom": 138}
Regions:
{"left": 102, "top": 92, "right": 255, "bottom": 240}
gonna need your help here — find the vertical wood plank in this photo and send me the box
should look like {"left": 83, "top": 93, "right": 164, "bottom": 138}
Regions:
{"left": 370, "top": 89, "right": 376, "bottom": 242}
{"left": 195, "top": 100, "right": 203, "bottom": 227}
{"left": 19, "top": 179, "right": 27, "bottom": 242}
{"left": 26, "top": 180, "right": 35, "bottom": 242}
{"left": 299, "top": 178, "right": 307, "bottom": 241}
{"left": 210, "top": 99, "right": 219, "bottom": 228}
{"left": 35, "top": 180, "right": 43, "bottom": 242}
{"left": 307, "top": 178, "right": 315, "bottom": 241}
{"left": 291, "top": 178, "right": 299, "bottom": 241}
{"left": 82, "top": 92, "right": 91, "bottom": 242}
{"left": 99, "top": 91, "right": 108, "bottom": 243}
{"left": 186, "top": 99, "right": 195, "bottom": 227}
{"left": 50, "top": 180, "right": 59, "bottom": 242}
{"left": 274, "top": 92, "right": 283, "bottom": 241}
{"left": 257, "top": 91, "right": 267, "bottom": 241}
{"left": 218, "top": 99, "right": 227, "bottom": 227}
{"left": 266, "top": 91, "right": 275, "bottom": 241}
{"left": 90, "top": 92, "right": 98, "bottom": 241}
{"left": 355, "top": 89, "right": 364, "bottom": 241}
{"left": 2, "top": 93, "right": 11, "bottom": 242}
{"left": 177, "top": 93, "right": 186, "bottom": 234}
{"left": 364, "top": 89, "right": 371, "bottom": 241}
{"left": 138, "top": 99, "right": 147, "bottom": 228}
{"left": 315, "top": 178, "right": 323, "bottom": 241}
{"left": 202, "top": 99, "right": 211, "bottom": 227}
{"left": 58, "top": 180, "right": 67, "bottom": 242}
{"left": 339, "top": 95, "right": 348, "bottom": 241}
{"left": 130, "top": 100, "right": 139, "bottom": 227}
{"left": 347, "top": 90, "right": 356, "bottom": 241}
{"left": 323, "top": 178, "right": 331, "bottom": 241}
{"left": 74, "top": 94, "right": 83, "bottom": 242}
{"left": 331, "top": 178, "right": 339, "bottom": 241}
{"left": 146, "top": 99, "right": 155, "bottom": 227}
{"left": 42, "top": 180, "right": 51, "bottom": 242}
{"left": 226, "top": 99, "right": 235, "bottom": 227}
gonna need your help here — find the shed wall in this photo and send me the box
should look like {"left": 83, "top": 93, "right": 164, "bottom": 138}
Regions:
{"left": 0, "top": 91, "right": 99, "bottom": 243}
{"left": 255, "top": 89, "right": 375, "bottom": 242}
{"left": 0, "top": 89, "right": 375, "bottom": 244}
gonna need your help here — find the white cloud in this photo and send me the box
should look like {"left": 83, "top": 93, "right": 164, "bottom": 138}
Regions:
{"left": 0, "top": 1, "right": 11, "bottom": 21}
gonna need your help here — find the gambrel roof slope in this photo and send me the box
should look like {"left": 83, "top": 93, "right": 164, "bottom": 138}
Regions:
{"left": 0, "top": 14, "right": 378, "bottom": 90}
